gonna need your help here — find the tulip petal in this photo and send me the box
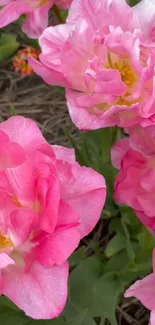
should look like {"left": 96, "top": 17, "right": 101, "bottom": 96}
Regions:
{"left": 56, "top": 160, "right": 106, "bottom": 237}
{"left": 2, "top": 261, "right": 68, "bottom": 319}
{"left": 125, "top": 273, "right": 155, "bottom": 310}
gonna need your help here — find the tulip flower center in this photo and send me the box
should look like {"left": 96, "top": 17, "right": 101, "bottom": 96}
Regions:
{"left": 0, "top": 234, "right": 12, "bottom": 251}
{"left": 114, "top": 60, "right": 136, "bottom": 87}
{"left": 106, "top": 53, "right": 136, "bottom": 88}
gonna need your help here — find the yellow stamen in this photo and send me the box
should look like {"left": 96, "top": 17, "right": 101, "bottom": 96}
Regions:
{"left": 12, "top": 196, "right": 23, "bottom": 208}
{"left": 106, "top": 52, "right": 137, "bottom": 88}
{"left": 0, "top": 234, "right": 12, "bottom": 250}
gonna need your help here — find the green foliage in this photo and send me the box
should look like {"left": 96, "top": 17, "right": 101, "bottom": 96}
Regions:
{"left": 0, "top": 33, "right": 19, "bottom": 62}
{"left": 105, "top": 233, "right": 126, "bottom": 257}
{"left": 10, "top": 103, "right": 17, "bottom": 116}
{"left": 129, "top": 0, "right": 141, "bottom": 6}
{"left": 69, "top": 256, "right": 124, "bottom": 325}
{"left": 69, "top": 256, "right": 102, "bottom": 315}
{"left": 69, "top": 246, "right": 86, "bottom": 268}
{"left": 93, "top": 272, "right": 124, "bottom": 325}
{"left": 0, "top": 297, "right": 27, "bottom": 325}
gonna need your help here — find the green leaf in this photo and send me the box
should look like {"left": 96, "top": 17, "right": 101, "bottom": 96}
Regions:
{"left": 0, "top": 33, "right": 19, "bottom": 62}
{"left": 60, "top": 10, "right": 68, "bottom": 20}
{"left": 121, "top": 219, "right": 135, "bottom": 261}
{"left": 93, "top": 272, "right": 124, "bottom": 325}
{"left": 138, "top": 226, "right": 155, "bottom": 250}
{"left": 81, "top": 128, "right": 117, "bottom": 170}
{"left": 64, "top": 129, "right": 88, "bottom": 166}
{"left": 108, "top": 216, "right": 136, "bottom": 261}
{"left": 62, "top": 301, "right": 97, "bottom": 325}
{"left": 130, "top": 248, "right": 153, "bottom": 273}
{"left": 55, "top": 86, "right": 65, "bottom": 93}
{"left": 14, "top": 15, "right": 25, "bottom": 26}
{"left": 10, "top": 103, "right": 17, "bottom": 116}
{"left": 121, "top": 207, "right": 142, "bottom": 238}
{"left": 26, "top": 310, "right": 93, "bottom": 325}
{"left": 0, "top": 296, "right": 19, "bottom": 310}
{"left": 66, "top": 310, "right": 88, "bottom": 325}
{"left": 104, "top": 251, "right": 129, "bottom": 274}
{"left": 25, "top": 318, "right": 65, "bottom": 325}
{"left": 62, "top": 300, "right": 80, "bottom": 320}
{"left": 83, "top": 128, "right": 117, "bottom": 215}
{"left": 0, "top": 33, "right": 17, "bottom": 46}
{"left": 69, "top": 246, "right": 86, "bottom": 268}
{"left": 105, "top": 233, "right": 126, "bottom": 257}
{"left": 121, "top": 207, "right": 138, "bottom": 226}
{"left": 109, "top": 218, "right": 124, "bottom": 235}
{"left": 0, "top": 305, "right": 27, "bottom": 325}
{"left": 69, "top": 256, "right": 102, "bottom": 316}
{"left": 69, "top": 256, "right": 124, "bottom": 322}
{"left": 129, "top": 0, "right": 140, "bottom": 6}
{"left": 82, "top": 316, "right": 96, "bottom": 325}
{"left": 103, "top": 249, "right": 149, "bottom": 288}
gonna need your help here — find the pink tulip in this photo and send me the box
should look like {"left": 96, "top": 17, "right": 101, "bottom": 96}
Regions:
{"left": 112, "top": 136, "right": 155, "bottom": 231}
{"left": 0, "top": 0, "right": 72, "bottom": 38}
{"left": 29, "top": 0, "right": 155, "bottom": 130}
{"left": 55, "top": 0, "right": 72, "bottom": 9}
{"left": 125, "top": 248, "right": 155, "bottom": 325}
{"left": 126, "top": 125, "right": 155, "bottom": 158}
{"left": 0, "top": 116, "right": 106, "bottom": 319}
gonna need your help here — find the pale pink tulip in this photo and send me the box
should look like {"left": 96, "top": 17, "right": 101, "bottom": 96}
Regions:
{"left": 112, "top": 137, "right": 155, "bottom": 231}
{"left": 29, "top": 0, "right": 155, "bottom": 130}
{"left": 0, "top": 116, "right": 106, "bottom": 319}
{"left": 0, "top": 0, "right": 72, "bottom": 38}
{"left": 125, "top": 248, "right": 155, "bottom": 325}
{"left": 127, "top": 125, "right": 155, "bottom": 158}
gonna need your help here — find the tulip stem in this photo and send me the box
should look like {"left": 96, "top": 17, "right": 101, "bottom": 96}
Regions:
{"left": 52, "top": 5, "right": 64, "bottom": 24}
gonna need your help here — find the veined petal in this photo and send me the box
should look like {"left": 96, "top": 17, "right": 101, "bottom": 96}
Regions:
{"left": 56, "top": 159, "right": 106, "bottom": 237}
{"left": 2, "top": 261, "right": 69, "bottom": 319}
{"left": 0, "top": 116, "right": 46, "bottom": 151}
{"left": 29, "top": 56, "right": 68, "bottom": 87}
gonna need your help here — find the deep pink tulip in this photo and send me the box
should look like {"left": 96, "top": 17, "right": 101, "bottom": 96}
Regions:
{"left": 0, "top": 116, "right": 106, "bottom": 319}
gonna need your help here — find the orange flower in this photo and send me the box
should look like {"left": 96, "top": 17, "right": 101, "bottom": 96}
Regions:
{"left": 12, "top": 47, "right": 40, "bottom": 76}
